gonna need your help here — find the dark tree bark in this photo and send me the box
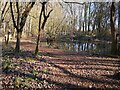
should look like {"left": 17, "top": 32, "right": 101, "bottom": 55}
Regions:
{"left": 118, "top": 2, "right": 120, "bottom": 32}
{"left": 84, "top": 2, "right": 87, "bottom": 31}
{"left": 15, "top": 31, "right": 21, "bottom": 52}
{"left": 88, "top": 2, "right": 91, "bottom": 32}
{"left": 0, "top": 2, "right": 8, "bottom": 26}
{"left": 10, "top": 2, "right": 35, "bottom": 52}
{"left": 110, "top": 2, "right": 118, "bottom": 54}
{"left": 5, "top": 31, "right": 10, "bottom": 45}
{"left": 83, "top": 22, "right": 84, "bottom": 32}
{"left": 78, "top": 5, "right": 82, "bottom": 32}
{"left": 35, "top": 2, "right": 53, "bottom": 56}
{"left": 35, "top": 3, "right": 43, "bottom": 56}
{"left": 10, "top": 2, "right": 20, "bottom": 52}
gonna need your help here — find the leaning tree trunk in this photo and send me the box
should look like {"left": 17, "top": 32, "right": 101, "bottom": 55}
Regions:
{"left": 35, "top": 31, "right": 41, "bottom": 56}
{"left": 35, "top": 2, "right": 53, "bottom": 56}
{"left": 35, "top": 3, "right": 43, "bottom": 56}
{"left": 110, "top": 2, "right": 118, "bottom": 54}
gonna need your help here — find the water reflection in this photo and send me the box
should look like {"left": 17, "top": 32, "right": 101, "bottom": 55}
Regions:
{"left": 43, "top": 41, "right": 118, "bottom": 54}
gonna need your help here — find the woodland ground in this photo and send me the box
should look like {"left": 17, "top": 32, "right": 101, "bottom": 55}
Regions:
{"left": 1, "top": 38, "right": 120, "bottom": 89}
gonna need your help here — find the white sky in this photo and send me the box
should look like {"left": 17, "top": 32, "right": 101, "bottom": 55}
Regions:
{"left": 2, "top": 0, "right": 120, "bottom": 2}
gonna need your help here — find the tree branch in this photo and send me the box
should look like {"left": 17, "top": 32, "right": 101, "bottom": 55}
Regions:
{"left": 10, "top": 2, "right": 18, "bottom": 30}
{"left": 46, "top": 9, "right": 53, "bottom": 18}
{"left": 1, "top": 2, "right": 8, "bottom": 17}
{"left": 0, "top": 2, "right": 8, "bottom": 25}
{"left": 20, "top": 2, "right": 36, "bottom": 31}
{"left": 41, "top": 9, "right": 53, "bottom": 30}
{"left": 62, "top": 0, "right": 85, "bottom": 5}
{"left": 42, "top": 2, "right": 46, "bottom": 18}
{"left": 16, "top": 2, "right": 20, "bottom": 29}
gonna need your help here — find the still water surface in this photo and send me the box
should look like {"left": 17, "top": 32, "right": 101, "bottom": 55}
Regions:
{"left": 41, "top": 41, "right": 115, "bottom": 54}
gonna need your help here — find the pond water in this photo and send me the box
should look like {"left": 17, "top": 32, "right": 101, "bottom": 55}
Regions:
{"left": 41, "top": 41, "right": 120, "bottom": 55}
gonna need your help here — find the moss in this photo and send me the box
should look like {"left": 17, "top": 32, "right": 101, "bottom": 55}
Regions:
{"left": 24, "top": 77, "right": 33, "bottom": 81}
{"left": 26, "top": 58, "right": 35, "bottom": 62}
{"left": 22, "top": 80, "right": 31, "bottom": 87}
{"left": 14, "top": 77, "right": 23, "bottom": 88}
{"left": 2, "top": 59, "right": 12, "bottom": 73}
{"left": 32, "top": 70, "right": 38, "bottom": 76}
{"left": 42, "top": 68, "right": 49, "bottom": 73}
{"left": 14, "top": 77, "right": 32, "bottom": 88}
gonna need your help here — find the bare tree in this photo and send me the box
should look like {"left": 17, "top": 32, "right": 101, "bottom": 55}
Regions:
{"left": 110, "top": 2, "right": 118, "bottom": 54}
{"left": 0, "top": 2, "right": 9, "bottom": 27}
{"left": 84, "top": 2, "right": 87, "bottom": 31}
{"left": 10, "top": 1, "right": 36, "bottom": 52}
{"left": 118, "top": 2, "right": 120, "bottom": 32}
{"left": 88, "top": 2, "right": 91, "bottom": 32}
{"left": 35, "top": 1, "right": 53, "bottom": 56}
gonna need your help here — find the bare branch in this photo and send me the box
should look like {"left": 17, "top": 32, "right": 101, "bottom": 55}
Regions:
{"left": 20, "top": 2, "right": 36, "bottom": 31}
{"left": 46, "top": 9, "right": 53, "bottom": 18}
{"left": 41, "top": 9, "right": 53, "bottom": 29}
{"left": 62, "top": 0, "right": 85, "bottom": 5}
{"left": 10, "top": 2, "right": 18, "bottom": 30}
{"left": 16, "top": 2, "right": 20, "bottom": 28}
{"left": 2, "top": 2, "right": 8, "bottom": 15}
{"left": 42, "top": 2, "right": 47, "bottom": 18}
{"left": 1, "top": 2, "right": 8, "bottom": 22}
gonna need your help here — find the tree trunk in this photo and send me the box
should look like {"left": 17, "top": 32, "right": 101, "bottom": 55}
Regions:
{"left": 110, "top": 2, "right": 117, "bottom": 54}
{"left": 83, "top": 22, "right": 84, "bottom": 32}
{"left": 88, "top": 3, "right": 91, "bottom": 32}
{"left": 92, "top": 22, "right": 95, "bottom": 33}
{"left": 35, "top": 3, "right": 43, "bottom": 56}
{"left": 0, "top": 2, "right": 8, "bottom": 27}
{"left": 35, "top": 31, "right": 40, "bottom": 55}
{"left": 78, "top": 5, "right": 82, "bottom": 32}
{"left": 97, "top": 20, "right": 101, "bottom": 34}
{"left": 10, "top": 2, "right": 35, "bottom": 53}
{"left": 6, "top": 31, "right": 10, "bottom": 45}
{"left": 15, "top": 31, "right": 21, "bottom": 52}
{"left": 118, "top": 2, "right": 120, "bottom": 32}
{"left": 84, "top": 2, "right": 87, "bottom": 31}
{"left": 35, "top": 2, "right": 53, "bottom": 56}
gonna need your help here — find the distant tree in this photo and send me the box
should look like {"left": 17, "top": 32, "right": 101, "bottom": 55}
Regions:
{"left": 4, "top": 30, "right": 11, "bottom": 45}
{"left": 78, "top": 5, "right": 82, "bottom": 32}
{"left": 84, "top": 2, "right": 87, "bottom": 31}
{"left": 88, "top": 2, "right": 91, "bottom": 32}
{"left": 0, "top": 2, "right": 9, "bottom": 28}
{"left": 0, "top": 2, "right": 8, "bottom": 26}
{"left": 118, "top": 2, "right": 120, "bottom": 32}
{"left": 110, "top": 2, "right": 118, "bottom": 54}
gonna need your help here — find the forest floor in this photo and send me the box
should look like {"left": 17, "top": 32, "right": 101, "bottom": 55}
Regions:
{"left": 1, "top": 38, "right": 120, "bottom": 89}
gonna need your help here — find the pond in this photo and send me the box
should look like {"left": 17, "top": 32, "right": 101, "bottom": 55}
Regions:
{"left": 41, "top": 41, "right": 120, "bottom": 55}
